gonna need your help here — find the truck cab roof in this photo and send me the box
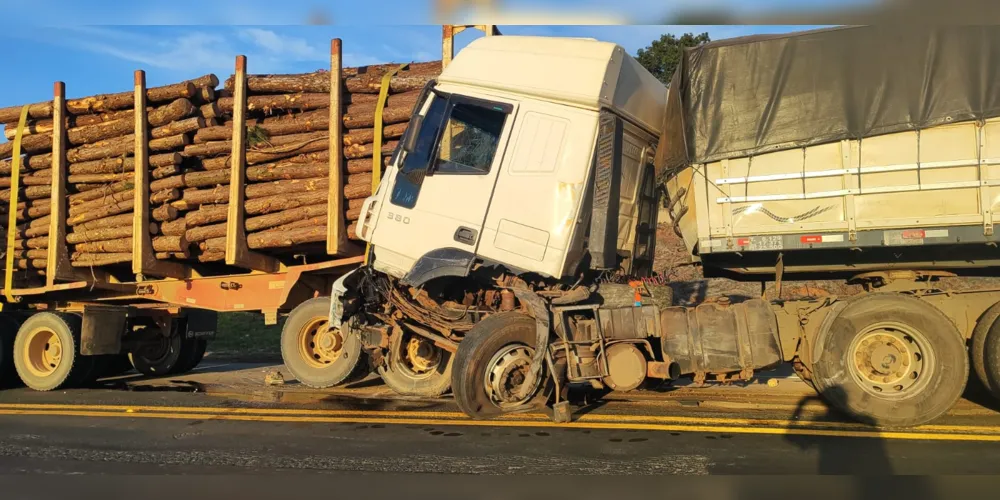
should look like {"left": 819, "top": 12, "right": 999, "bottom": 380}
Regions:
{"left": 439, "top": 35, "right": 666, "bottom": 135}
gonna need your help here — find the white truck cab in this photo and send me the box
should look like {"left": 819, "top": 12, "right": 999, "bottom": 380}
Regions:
{"left": 355, "top": 36, "right": 667, "bottom": 284}
{"left": 291, "top": 27, "right": 1000, "bottom": 428}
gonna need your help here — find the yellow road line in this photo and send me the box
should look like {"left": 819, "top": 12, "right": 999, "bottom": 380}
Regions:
{"left": 0, "top": 404, "right": 1000, "bottom": 437}
{"left": 2, "top": 408, "right": 1000, "bottom": 442}
{"left": 0, "top": 402, "right": 993, "bottom": 433}
{"left": 0, "top": 402, "right": 996, "bottom": 435}
{"left": 0, "top": 403, "right": 465, "bottom": 419}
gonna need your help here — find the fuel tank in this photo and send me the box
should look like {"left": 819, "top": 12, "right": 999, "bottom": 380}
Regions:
{"left": 659, "top": 298, "right": 782, "bottom": 377}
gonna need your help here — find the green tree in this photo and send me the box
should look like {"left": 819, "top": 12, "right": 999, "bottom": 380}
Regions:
{"left": 635, "top": 32, "right": 711, "bottom": 85}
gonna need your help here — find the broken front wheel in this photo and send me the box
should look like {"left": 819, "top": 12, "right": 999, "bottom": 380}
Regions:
{"left": 451, "top": 312, "right": 546, "bottom": 419}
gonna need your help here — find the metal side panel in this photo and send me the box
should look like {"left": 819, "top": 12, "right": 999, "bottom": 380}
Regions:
{"left": 588, "top": 111, "right": 622, "bottom": 269}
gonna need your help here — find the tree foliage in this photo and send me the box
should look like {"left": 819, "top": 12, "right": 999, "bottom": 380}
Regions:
{"left": 635, "top": 32, "right": 711, "bottom": 85}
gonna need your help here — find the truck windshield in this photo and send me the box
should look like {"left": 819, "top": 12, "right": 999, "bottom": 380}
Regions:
{"left": 432, "top": 102, "right": 505, "bottom": 175}
{"left": 390, "top": 95, "right": 449, "bottom": 209}
{"left": 390, "top": 94, "right": 509, "bottom": 209}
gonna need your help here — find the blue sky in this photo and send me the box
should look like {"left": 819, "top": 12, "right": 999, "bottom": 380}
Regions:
{"left": 2, "top": 0, "right": 869, "bottom": 25}
{"left": 0, "top": 0, "right": 858, "bottom": 108}
{"left": 0, "top": 24, "right": 821, "bottom": 109}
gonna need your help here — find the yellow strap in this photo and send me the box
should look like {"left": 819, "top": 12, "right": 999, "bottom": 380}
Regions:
{"left": 372, "top": 63, "right": 408, "bottom": 192}
{"left": 4, "top": 105, "right": 30, "bottom": 303}
{"left": 364, "top": 63, "right": 408, "bottom": 266}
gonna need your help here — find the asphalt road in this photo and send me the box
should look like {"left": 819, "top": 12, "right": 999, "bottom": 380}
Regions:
{"left": 1, "top": 360, "right": 1000, "bottom": 497}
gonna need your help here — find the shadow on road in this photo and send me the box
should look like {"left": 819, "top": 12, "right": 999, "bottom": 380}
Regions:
{"left": 785, "top": 385, "right": 936, "bottom": 495}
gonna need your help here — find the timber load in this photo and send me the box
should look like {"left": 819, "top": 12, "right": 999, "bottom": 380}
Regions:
{"left": 179, "top": 58, "right": 441, "bottom": 261}
{"left": 0, "top": 44, "right": 440, "bottom": 286}
{"left": 0, "top": 74, "right": 218, "bottom": 280}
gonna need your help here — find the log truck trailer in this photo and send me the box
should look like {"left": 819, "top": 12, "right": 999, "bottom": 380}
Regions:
{"left": 271, "top": 26, "right": 1000, "bottom": 428}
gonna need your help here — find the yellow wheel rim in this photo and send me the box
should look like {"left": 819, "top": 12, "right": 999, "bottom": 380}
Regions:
{"left": 23, "top": 327, "right": 64, "bottom": 378}
{"left": 405, "top": 336, "right": 441, "bottom": 374}
{"left": 298, "top": 317, "right": 344, "bottom": 368}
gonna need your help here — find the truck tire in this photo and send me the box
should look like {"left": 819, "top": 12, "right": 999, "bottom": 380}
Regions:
{"left": 981, "top": 318, "right": 1000, "bottom": 400}
{"left": 281, "top": 297, "right": 364, "bottom": 388}
{"left": 129, "top": 329, "right": 183, "bottom": 377}
{"left": 812, "top": 293, "right": 967, "bottom": 428}
{"left": 0, "top": 315, "right": 22, "bottom": 387}
{"left": 970, "top": 301, "right": 1000, "bottom": 392}
{"left": 12, "top": 312, "right": 92, "bottom": 391}
{"left": 101, "top": 353, "right": 134, "bottom": 378}
{"left": 378, "top": 328, "right": 453, "bottom": 397}
{"left": 452, "top": 312, "right": 546, "bottom": 419}
{"left": 171, "top": 338, "right": 208, "bottom": 375}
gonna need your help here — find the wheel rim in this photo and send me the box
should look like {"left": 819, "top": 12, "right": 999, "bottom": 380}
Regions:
{"left": 298, "top": 317, "right": 344, "bottom": 368}
{"left": 138, "top": 333, "right": 173, "bottom": 365}
{"left": 395, "top": 333, "right": 442, "bottom": 378}
{"left": 847, "top": 321, "right": 933, "bottom": 399}
{"left": 23, "top": 327, "right": 63, "bottom": 378}
{"left": 484, "top": 343, "right": 540, "bottom": 409}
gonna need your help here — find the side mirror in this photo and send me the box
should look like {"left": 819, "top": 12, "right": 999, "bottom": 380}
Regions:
{"left": 401, "top": 115, "right": 423, "bottom": 153}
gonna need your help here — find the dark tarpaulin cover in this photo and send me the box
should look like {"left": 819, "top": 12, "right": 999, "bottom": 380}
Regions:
{"left": 656, "top": 25, "right": 1000, "bottom": 180}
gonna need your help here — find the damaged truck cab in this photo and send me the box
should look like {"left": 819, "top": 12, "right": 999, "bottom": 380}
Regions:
{"left": 298, "top": 35, "right": 697, "bottom": 412}
{"left": 280, "top": 28, "right": 1000, "bottom": 428}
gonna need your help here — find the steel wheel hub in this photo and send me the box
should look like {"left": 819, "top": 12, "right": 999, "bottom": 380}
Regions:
{"left": 24, "top": 328, "right": 63, "bottom": 378}
{"left": 485, "top": 344, "right": 538, "bottom": 408}
{"left": 300, "top": 318, "right": 344, "bottom": 367}
{"left": 139, "top": 333, "right": 172, "bottom": 363}
{"left": 849, "top": 322, "right": 929, "bottom": 397}
{"left": 405, "top": 336, "right": 440, "bottom": 374}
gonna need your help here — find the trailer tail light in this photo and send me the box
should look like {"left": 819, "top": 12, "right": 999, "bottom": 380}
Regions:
{"left": 901, "top": 229, "right": 926, "bottom": 239}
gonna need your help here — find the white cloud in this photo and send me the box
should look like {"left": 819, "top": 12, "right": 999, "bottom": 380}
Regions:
{"left": 40, "top": 26, "right": 350, "bottom": 78}
{"left": 238, "top": 28, "right": 326, "bottom": 62}
{"left": 343, "top": 53, "right": 387, "bottom": 68}
{"left": 55, "top": 27, "right": 236, "bottom": 74}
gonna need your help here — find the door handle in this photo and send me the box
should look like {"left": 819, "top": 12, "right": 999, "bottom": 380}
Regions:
{"left": 454, "top": 226, "right": 478, "bottom": 245}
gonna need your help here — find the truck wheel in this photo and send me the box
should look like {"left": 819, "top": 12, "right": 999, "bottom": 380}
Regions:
{"left": 812, "top": 294, "right": 967, "bottom": 428}
{"left": 101, "top": 353, "right": 134, "bottom": 378}
{"left": 0, "top": 315, "right": 22, "bottom": 387}
{"left": 170, "top": 338, "right": 208, "bottom": 375}
{"left": 970, "top": 301, "right": 1000, "bottom": 392}
{"left": 452, "top": 312, "right": 545, "bottom": 419}
{"left": 378, "top": 328, "right": 453, "bottom": 397}
{"left": 12, "top": 313, "right": 91, "bottom": 391}
{"left": 129, "top": 330, "right": 183, "bottom": 376}
{"left": 981, "top": 317, "right": 1000, "bottom": 400}
{"left": 281, "top": 297, "right": 364, "bottom": 388}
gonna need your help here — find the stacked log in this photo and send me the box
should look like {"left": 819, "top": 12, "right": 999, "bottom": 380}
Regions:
{"left": 0, "top": 56, "right": 442, "bottom": 277}
{"left": 175, "top": 61, "right": 440, "bottom": 259}
{"left": 0, "top": 74, "right": 220, "bottom": 272}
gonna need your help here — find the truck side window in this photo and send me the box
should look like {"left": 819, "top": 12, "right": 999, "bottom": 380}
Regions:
{"left": 433, "top": 103, "right": 506, "bottom": 175}
{"left": 390, "top": 96, "right": 449, "bottom": 209}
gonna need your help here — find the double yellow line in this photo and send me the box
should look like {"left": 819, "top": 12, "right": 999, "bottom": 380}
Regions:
{"left": 1, "top": 403, "right": 999, "bottom": 442}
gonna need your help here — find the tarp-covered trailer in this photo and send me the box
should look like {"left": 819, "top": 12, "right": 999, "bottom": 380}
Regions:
{"left": 656, "top": 26, "right": 1000, "bottom": 426}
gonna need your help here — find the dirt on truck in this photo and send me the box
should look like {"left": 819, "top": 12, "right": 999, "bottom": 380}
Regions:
{"left": 265, "top": 25, "right": 1000, "bottom": 428}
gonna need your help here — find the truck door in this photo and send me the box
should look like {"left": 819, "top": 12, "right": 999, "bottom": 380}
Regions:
{"left": 367, "top": 91, "right": 516, "bottom": 279}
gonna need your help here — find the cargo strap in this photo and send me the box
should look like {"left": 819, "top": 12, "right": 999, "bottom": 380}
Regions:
{"left": 3, "top": 105, "right": 30, "bottom": 304}
{"left": 372, "top": 63, "right": 408, "bottom": 191}
{"left": 364, "top": 63, "right": 408, "bottom": 266}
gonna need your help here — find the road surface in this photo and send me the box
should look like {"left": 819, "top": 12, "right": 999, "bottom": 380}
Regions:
{"left": 2, "top": 358, "right": 1000, "bottom": 496}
